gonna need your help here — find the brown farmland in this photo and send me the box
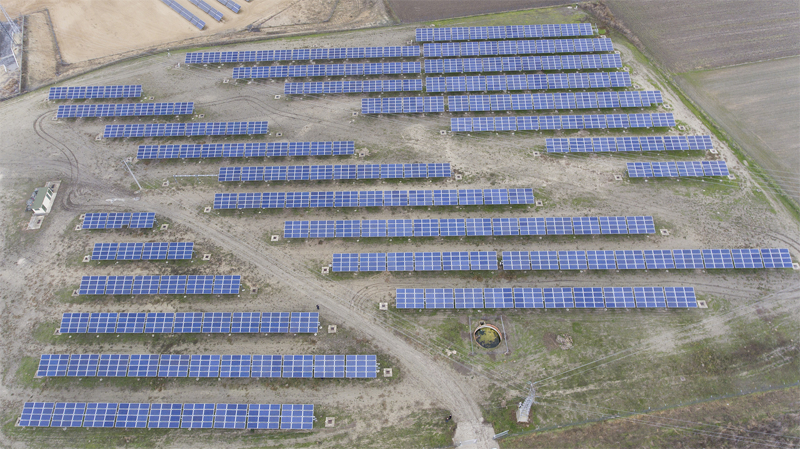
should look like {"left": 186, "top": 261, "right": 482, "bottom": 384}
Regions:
{"left": 387, "top": 0, "right": 575, "bottom": 23}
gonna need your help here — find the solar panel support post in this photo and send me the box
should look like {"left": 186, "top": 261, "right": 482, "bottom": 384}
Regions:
{"left": 123, "top": 160, "right": 143, "bottom": 192}
{"left": 500, "top": 316, "right": 510, "bottom": 355}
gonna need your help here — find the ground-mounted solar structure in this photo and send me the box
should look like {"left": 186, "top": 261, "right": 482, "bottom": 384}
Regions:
{"left": 160, "top": 0, "right": 206, "bottom": 30}
{"left": 56, "top": 102, "right": 193, "bottom": 118}
{"left": 235, "top": 62, "right": 422, "bottom": 79}
{"left": 90, "top": 242, "right": 193, "bottom": 261}
{"left": 627, "top": 161, "right": 730, "bottom": 178}
{"left": 137, "top": 141, "right": 355, "bottom": 159}
{"left": 80, "top": 212, "right": 155, "bottom": 230}
{"left": 219, "top": 163, "right": 450, "bottom": 182}
{"left": 185, "top": 46, "right": 421, "bottom": 64}
{"left": 48, "top": 85, "right": 143, "bottom": 100}
{"left": 76, "top": 275, "right": 241, "bottom": 295}
{"left": 58, "top": 312, "right": 319, "bottom": 334}
{"left": 103, "top": 121, "right": 268, "bottom": 138}
{"left": 421, "top": 38, "right": 613, "bottom": 57}
{"left": 546, "top": 136, "right": 713, "bottom": 153}
{"left": 449, "top": 113, "right": 675, "bottom": 131}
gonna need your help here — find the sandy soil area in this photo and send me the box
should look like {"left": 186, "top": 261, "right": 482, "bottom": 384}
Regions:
{"left": 0, "top": 10, "right": 798, "bottom": 449}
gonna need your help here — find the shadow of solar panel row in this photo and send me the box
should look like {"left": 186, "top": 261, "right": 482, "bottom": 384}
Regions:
{"left": 80, "top": 212, "right": 155, "bottom": 229}
{"left": 76, "top": 275, "right": 241, "bottom": 295}
{"left": 396, "top": 286, "right": 698, "bottom": 309}
{"left": 56, "top": 102, "right": 194, "bottom": 118}
{"left": 137, "top": 141, "right": 354, "bottom": 159}
{"left": 424, "top": 73, "right": 630, "bottom": 92}
{"left": 213, "top": 188, "right": 535, "bottom": 210}
{"left": 422, "top": 38, "right": 613, "bottom": 58}
{"left": 285, "top": 216, "right": 654, "bottom": 239}
{"left": 450, "top": 113, "right": 675, "bottom": 131}
{"left": 48, "top": 85, "right": 142, "bottom": 100}
{"left": 284, "top": 80, "right": 423, "bottom": 95}
{"left": 91, "top": 242, "right": 194, "bottom": 261}
{"left": 416, "top": 24, "right": 595, "bottom": 42}
{"left": 161, "top": 0, "right": 205, "bottom": 30}
{"left": 219, "top": 163, "right": 451, "bottom": 182}
{"left": 547, "top": 136, "right": 712, "bottom": 153}
{"left": 234, "top": 62, "right": 421, "bottom": 79}
{"left": 103, "top": 122, "right": 268, "bottom": 138}
{"left": 187, "top": 0, "right": 223, "bottom": 21}
{"left": 332, "top": 248, "right": 792, "bottom": 272}
{"left": 216, "top": 0, "right": 241, "bottom": 13}
{"left": 627, "top": 161, "right": 729, "bottom": 178}
{"left": 185, "top": 46, "right": 421, "bottom": 63}
{"left": 18, "top": 402, "right": 313, "bottom": 429}
{"left": 36, "top": 354, "right": 375, "bottom": 379}
{"left": 58, "top": 311, "right": 318, "bottom": 334}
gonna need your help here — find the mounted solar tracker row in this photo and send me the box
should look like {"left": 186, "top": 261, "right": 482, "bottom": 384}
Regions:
{"left": 219, "top": 163, "right": 450, "bottom": 182}
{"left": 283, "top": 215, "right": 653, "bottom": 238}
{"left": 426, "top": 57, "right": 625, "bottom": 76}
{"left": 424, "top": 74, "right": 630, "bottom": 94}
{"left": 334, "top": 248, "right": 792, "bottom": 272}
{"left": 234, "top": 62, "right": 421, "bottom": 79}
{"left": 76, "top": 275, "right": 240, "bottom": 295}
{"left": 215, "top": 0, "right": 241, "bottom": 14}
{"left": 91, "top": 242, "right": 193, "bottom": 260}
{"left": 161, "top": 0, "right": 206, "bottom": 30}
{"left": 627, "top": 161, "right": 730, "bottom": 178}
{"left": 283, "top": 79, "right": 423, "bottom": 95}
{"left": 56, "top": 102, "right": 194, "bottom": 118}
{"left": 36, "top": 353, "right": 374, "bottom": 379}
{"left": 214, "top": 188, "right": 534, "bottom": 209}
{"left": 80, "top": 212, "right": 155, "bottom": 229}
{"left": 59, "top": 311, "right": 317, "bottom": 334}
{"left": 103, "top": 121, "right": 268, "bottom": 138}
{"left": 395, "top": 286, "right": 696, "bottom": 309}
{"left": 18, "top": 402, "right": 312, "bottom": 429}
{"left": 450, "top": 113, "right": 675, "bottom": 132}
{"left": 415, "top": 24, "right": 595, "bottom": 42}
{"left": 361, "top": 96, "right": 445, "bottom": 113}
{"left": 137, "top": 141, "right": 354, "bottom": 159}
{"left": 48, "top": 85, "right": 143, "bottom": 100}
{"left": 545, "top": 135, "right": 712, "bottom": 153}
{"left": 435, "top": 91, "right": 663, "bottom": 112}
{"left": 188, "top": 0, "right": 223, "bottom": 21}
{"left": 185, "top": 46, "right": 421, "bottom": 63}
{"left": 422, "top": 38, "right": 611, "bottom": 58}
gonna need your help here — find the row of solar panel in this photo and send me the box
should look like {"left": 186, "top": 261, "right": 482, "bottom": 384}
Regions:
{"left": 395, "top": 286, "right": 697, "bottom": 309}
{"left": 216, "top": 0, "right": 241, "bottom": 14}
{"left": 423, "top": 39, "right": 614, "bottom": 58}
{"left": 80, "top": 212, "right": 155, "bottom": 230}
{"left": 137, "top": 141, "right": 354, "bottom": 160}
{"left": 546, "top": 136, "right": 713, "bottom": 153}
{"left": 77, "top": 275, "right": 241, "bottom": 295}
{"left": 218, "top": 163, "right": 451, "bottom": 182}
{"left": 628, "top": 161, "right": 730, "bottom": 178}
{"left": 18, "top": 402, "right": 312, "bottom": 429}
{"left": 103, "top": 121, "right": 268, "bottom": 138}
{"left": 427, "top": 72, "right": 630, "bottom": 91}
{"left": 284, "top": 79, "right": 423, "bottom": 94}
{"left": 213, "top": 188, "right": 535, "bottom": 210}
{"left": 426, "top": 55, "right": 622, "bottom": 75}
{"left": 331, "top": 248, "right": 793, "bottom": 272}
{"left": 36, "top": 354, "right": 376, "bottom": 379}
{"left": 91, "top": 242, "right": 194, "bottom": 261}
{"left": 416, "top": 24, "right": 595, "bottom": 42}
{"left": 48, "top": 85, "right": 143, "bottom": 100}
{"left": 188, "top": 0, "right": 224, "bottom": 22}
{"left": 184, "top": 46, "right": 421, "bottom": 64}
{"left": 450, "top": 113, "right": 676, "bottom": 132}
{"left": 234, "top": 62, "right": 421, "bottom": 78}
{"left": 59, "top": 311, "right": 319, "bottom": 334}
{"left": 284, "top": 216, "right": 655, "bottom": 239}
{"left": 161, "top": 0, "right": 205, "bottom": 30}
{"left": 56, "top": 103, "right": 194, "bottom": 118}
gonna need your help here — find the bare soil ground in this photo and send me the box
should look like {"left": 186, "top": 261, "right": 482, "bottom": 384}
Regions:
{"left": 386, "top": 0, "right": 575, "bottom": 23}
{"left": 0, "top": 6, "right": 799, "bottom": 449}
{"left": 19, "top": 11, "right": 57, "bottom": 90}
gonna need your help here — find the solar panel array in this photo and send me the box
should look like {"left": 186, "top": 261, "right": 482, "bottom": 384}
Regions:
{"left": 627, "top": 161, "right": 730, "bottom": 178}
{"left": 137, "top": 141, "right": 354, "bottom": 159}
{"left": 188, "top": 0, "right": 223, "bottom": 21}
{"left": 103, "top": 121, "right": 268, "bottom": 138}
{"left": 80, "top": 212, "right": 155, "bottom": 230}
{"left": 48, "top": 85, "right": 142, "bottom": 100}
{"left": 58, "top": 311, "right": 319, "bottom": 334}
{"left": 216, "top": 0, "right": 241, "bottom": 14}
{"left": 424, "top": 73, "right": 630, "bottom": 90}
{"left": 415, "top": 24, "right": 595, "bottom": 41}
{"left": 213, "top": 188, "right": 535, "bottom": 209}
{"left": 18, "top": 402, "right": 312, "bottom": 429}
{"left": 333, "top": 248, "right": 793, "bottom": 272}
{"left": 161, "top": 0, "right": 205, "bottom": 30}
{"left": 91, "top": 242, "right": 194, "bottom": 261}
{"left": 424, "top": 54, "right": 621, "bottom": 74}
{"left": 450, "top": 113, "right": 675, "bottom": 132}
{"left": 284, "top": 80, "right": 423, "bottom": 95}
{"left": 56, "top": 102, "right": 193, "bottom": 118}
{"left": 546, "top": 136, "right": 713, "bottom": 153}
{"left": 396, "top": 286, "right": 698, "bottom": 309}
{"left": 184, "top": 46, "right": 421, "bottom": 63}
{"left": 219, "top": 163, "right": 450, "bottom": 182}
{"left": 361, "top": 97, "right": 445, "bottom": 113}
{"left": 36, "top": 354, "right": 375, "bottom": 379}
{"left": 285, "top": 216, "right": 654, "bottom": 238}
{"left": 422, "top": 39, "right": 613, "bottom": 58}
{"left": 76, "top": 275, "right": 241, "bottom": 295}
{"left": 446, "top": 91, "right": 660, "bottom": 109}
{"left": 234, "top": 62, "right": 421, "bottom": 78}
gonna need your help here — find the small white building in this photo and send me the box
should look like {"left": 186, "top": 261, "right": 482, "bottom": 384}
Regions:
{"left": 30, "top": 187, "right": 54, "bottom": 215}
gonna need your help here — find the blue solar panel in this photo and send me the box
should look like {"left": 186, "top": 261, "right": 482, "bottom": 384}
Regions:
{"left": 493, "top": 218, "right": 518, "bottom": 236}
{"left": 87, "top": 312, "right": 118, "bottom": 333}
{"left": 345, "top": 355, "right": 376, "bottom": 379}
{"left": 470, "top": 251, "right": 498, "bottom": 270}
{"left": 573, "top": 287, "right": 604, "bottom": 308}
{"left": 530, "top": 251, "right": 559, "bottom": 270}
{"left": 114, "top": 403, "right": 150, "bottom": 428}
{"left": 37, "top": 354, "right": 70, "bottom": 377}
{"left": 283, "top": 355, "right": 314, "bottom": 378}
{"left": 424, "top": 288, "right": 454, "bottom": 308}
{"left": 147, "top": 403, "right": 182, "bottom": 428}
{"left": 443, "top": 251, "right": 470, "bottom": 271}
{"left": 484, "top": 288, "right": 514, "bottom": 308}
{"left": 453, "top": 288, "right": 483, "bottom": 309}
{"left": 78, "top": 275, "right": 107, "bottom": 295}
{"left": 761, "top": 248, "right": 793, "bottom": 268}
{"left": 202, "top": 312, "right": 231, "bottom": 333}
{"left": 143, "top": 312, "right": 174, "bottom": 333}
{"left": 396, "top": 288, "right": 424, "bottom": 309}
{"left": 181, "top": 403, "right": 215, "bottom": 429}
{"left": 671, "top": 249, "right": 704, "bottom": 269}
{"left": 19, "top": 401, "right": 53, "bottom": 427}
{"left": 466, "top": 218, "right": 492, "bottom": 236}
{"left": 249, "top": 355, "right": 282, "bottom": 379}
{"left": 280, "top": 404, "right": 314, "bottom": 430}
{"left": 502, "top": 251, "right": 531, "bottom": 270}
{"left": 664, "top": 286, "right": 698, "bottom": 308}
{"left": 290, "top": 312, "right": 318, "bottom": 333}
{"left": 587, "top": 250, "right": 616, "bottom": 270}
{"left": 314, "top": 355, "right": 345, "bottom": 378}
{"left": 218, "top": 355, "right": 251, "bottom": 378}
{"left": 158, "top": 354, "right": 190, "bottom": 377}
{"left": 546, "top": 217, "right": 572, "bottom": 235}
{"left": 458, "top": 189, "right": 482, "bottom": 205}
{"left": 97, "top": 354, "right": 129, "bottom": 377}
{"left": 387, "top": 252, "right": 414, "bottom": 271}
{"left": 213, "top": 275, "right": 240, "bottom": 294}
{"left": 558, "top": 251, "right": 587, "bottom": 270}
{"left": 51, "top": 402, "right": 86, "bottom": 427}
{"left": 644, "top": 250, "right": 675, "bottom": 269}
{"left": 83, "top": 403, "right": 118, "bottom": 428}
{"left": 126, "top": 354, "right": 159, "bottom": 377}
{"left": 513, "top": 288, "right": 544, "bottom": 308}
{"left": 702, "top": 249, "right": 734, "bottom": 269}
{"left": 210, "top": 403, "right": 247, "bottom": 429}
{"left": 439, "top": 218, "right": 465, "bottom": 237}
{"left": 91, "top": 243, "right": 118, "bottom": 261}
{"left": 599, "top": 216, "right": 628, "bottom": 235}
{"left": 332, "top": 253, "right": 358, "bottom": 272}
{"left": 360, "top": 253, "right": 387, "bottom": 271}
{"left": 246, "top": 403, "right": 281, "bottom": 429}
{"left": 117, "top": 312, "right": 146, "bottom": 333}
{"left": 518, "top": 217, "right": 545, "bottom": 236}
{"left": 189, "top": 355, "right": 221, "bottom": 378}
{"left": 615, "top": 250, "right": 646, "bottom": 270}
{"left": 633, "top": 287, "right": 666, "bottom": 308}
{"left": 603, "top": 287, "right": 635, "bottom": 308}
{"left": 544, "top": 288, "right": 574, "bottom": 308}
